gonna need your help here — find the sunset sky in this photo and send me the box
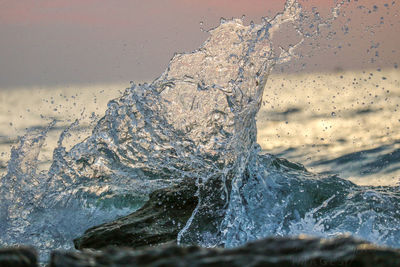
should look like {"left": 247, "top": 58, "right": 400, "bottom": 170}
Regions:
{"left": 0, "top": 0, "right": 399, "bottom": 89}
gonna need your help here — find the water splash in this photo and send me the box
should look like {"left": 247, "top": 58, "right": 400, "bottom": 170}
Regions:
{"left": 220, "top": 154, "right": 400, "bottom": 248}
{"left": 1, "top": 0, "right": 400, "bottom": 262}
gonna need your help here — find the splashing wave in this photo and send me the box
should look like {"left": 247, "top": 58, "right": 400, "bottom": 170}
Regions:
{"left": 1, "top": 0, "right": 400, "bottom": 262}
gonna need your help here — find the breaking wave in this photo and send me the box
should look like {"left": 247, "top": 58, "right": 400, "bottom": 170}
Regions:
{"left": 1, "top": 0, "right": 399, "bottom": 262}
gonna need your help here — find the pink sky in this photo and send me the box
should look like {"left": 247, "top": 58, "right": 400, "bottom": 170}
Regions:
{"left": 0, "top": 0, "right": 342, "bottom": 27}
{"left": 0, "top": 0, "right": 398, "bottom": 88}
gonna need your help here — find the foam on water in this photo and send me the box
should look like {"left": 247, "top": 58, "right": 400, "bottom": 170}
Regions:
{"left": 1, "top": 0, "right": 400, "bottom": 262}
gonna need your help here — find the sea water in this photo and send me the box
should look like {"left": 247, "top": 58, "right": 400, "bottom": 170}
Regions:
{"left": 0, "top": 0, "right": 400, "bottom": 262}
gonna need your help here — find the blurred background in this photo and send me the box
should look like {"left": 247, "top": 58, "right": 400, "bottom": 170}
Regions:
{"left": 0, "top": 0, "right": 399, "bottom": 185}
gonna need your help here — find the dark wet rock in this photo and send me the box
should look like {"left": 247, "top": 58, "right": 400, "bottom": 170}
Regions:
{"left": 175, "top": 173, "right": 232, "bottom": 246}
{"left": 73, "top": 155, "right": 314, "bottom": 250}
{"left": 73, "top": 178, "right": 198, "bottom": 250}
{"left": 0, "top": 247, "right": 37, "bottom": 267}
{"left": 54, "top": 235, "right": 400, "bottom": 267}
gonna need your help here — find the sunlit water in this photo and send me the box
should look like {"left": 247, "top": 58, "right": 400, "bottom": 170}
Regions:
{"left": 259, "top": 69, "right": 400, "bottom": 186}
{"left": 0, "top": 0, "right": 399, "bottom": 263}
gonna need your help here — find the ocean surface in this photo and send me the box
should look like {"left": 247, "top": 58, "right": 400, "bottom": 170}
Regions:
{"left": 1, "top": 70, "right": 399, "bottom": 185}
{"left": 0, "top": 0, "right": 399, "bottom": 263}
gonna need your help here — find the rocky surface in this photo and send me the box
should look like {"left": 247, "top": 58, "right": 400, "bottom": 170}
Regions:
{"left": 73, "top": 155, "right": 312, "bottom": 249}
{"left": 0, "top": 246, "right": 37, "bottom": 267}
{"left": 73, "top": 178, "right": 198, "bottom": 250}
{"left": 54, "top": 235, "right": 400, "bottom": 267}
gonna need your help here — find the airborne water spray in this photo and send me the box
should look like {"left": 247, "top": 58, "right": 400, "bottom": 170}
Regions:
{"left": 1, "top": 0, "right": 400, "bottom": 263}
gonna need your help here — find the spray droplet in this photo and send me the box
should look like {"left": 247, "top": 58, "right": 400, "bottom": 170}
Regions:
{"left": 199, "top": 21, "right": 205, "bottom": 32}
